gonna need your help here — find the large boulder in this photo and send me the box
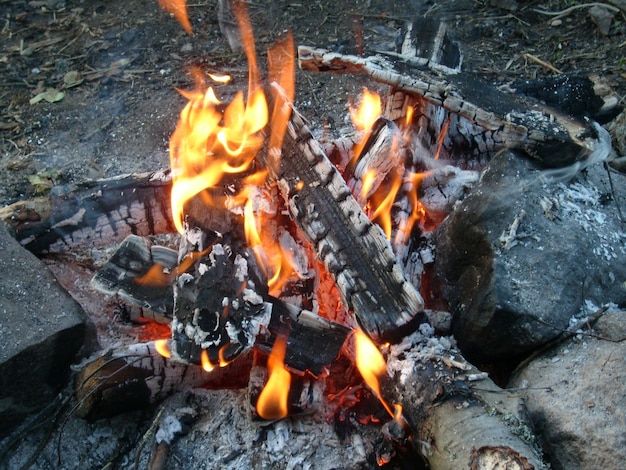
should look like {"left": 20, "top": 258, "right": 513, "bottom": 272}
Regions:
{"left": 431, "top": 150, "right": 626, "bottom": 365}
{"left": 508, "top": 310, "right": 626, "bottom": 470}
{"left": 0, "top": 222, "right": 89, "bottom": 438}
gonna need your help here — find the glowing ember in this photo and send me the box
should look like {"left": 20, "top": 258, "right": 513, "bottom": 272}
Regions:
{"left": 256, "top": 336, "right": 291, "bottom": 419}
{"left": 354, "top": 329, "right": 394, "bottom": 417}
{"left": 154, "top": 339, "right": 171, "bottom": 358}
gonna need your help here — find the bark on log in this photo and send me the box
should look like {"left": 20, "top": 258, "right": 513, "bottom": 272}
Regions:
{"left": 381, "top": 334, "right": 545, "bottom": 469}
{"left": 298, "top": 46, "right": 603, "bottom": 167}
{"left": 262, "top": 97, "right": 428, "bottom": 342}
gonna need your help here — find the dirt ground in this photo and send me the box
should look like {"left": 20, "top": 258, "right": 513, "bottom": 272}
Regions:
{"left": 1, "top": 0, "right": 625, "bottom": 207}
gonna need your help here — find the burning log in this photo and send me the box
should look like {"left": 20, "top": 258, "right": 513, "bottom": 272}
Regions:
{"left": 263, "top": 99, "right": 428, "bottom": 342}
{"left": 298, "top": 45, "right": 606, "bottom": 167}
{"left": 91, "top": 234, "right": 178, "bottom": 322}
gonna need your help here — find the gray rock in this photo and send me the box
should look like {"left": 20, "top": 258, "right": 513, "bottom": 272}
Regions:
{"left": 0, "top": 222, "right": 88, "bottom": 438}
{"left": 432, "top": 150, "right": 626, "bottom": 364}
{"left": 508, "top": 310, "right": 626, "bottom": 470}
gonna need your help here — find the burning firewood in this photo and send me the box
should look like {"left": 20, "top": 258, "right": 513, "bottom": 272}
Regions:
{"left": 298, "top": 45, "right": 609, "bottom": 167}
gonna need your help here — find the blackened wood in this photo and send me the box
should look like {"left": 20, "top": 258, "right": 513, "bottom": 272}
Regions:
{"left": 298, "top": 46, "right": 604, "bottom": 167}
{"left": 263, "top": 98, "right": 427, "bottom": 342}
{"left": 91, "top": 235, "right": 177, "bottom": 321}
{"left": 73, "top": 341, "right": 251, "bottom": 420}
{"left": 1, "top": 171, "right": 175, "bottom": 254}
{"left": 171, "top": 235, "right": 271, "bottom": 367}
{"left": 397, "top": 19, "right": 462, "bottom": 71}
{"left": 258, "top": 301, "right": 351, "bottom": 377}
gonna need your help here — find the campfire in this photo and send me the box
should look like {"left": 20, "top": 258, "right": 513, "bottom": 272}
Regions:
{"left": 147, "top": 0, "right": 424, "bottom": 421}
{"left": 2, "top": 0, "right": 622, "bottom": 468}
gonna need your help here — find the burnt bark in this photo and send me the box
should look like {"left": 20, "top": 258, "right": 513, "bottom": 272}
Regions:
{"left": 382, "top": 336, "right": 545, "bottom": 469}
{"left": 0, "top": 171, "right": 176, "bottom": 254}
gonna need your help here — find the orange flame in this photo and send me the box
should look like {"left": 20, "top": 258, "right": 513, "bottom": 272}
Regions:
{"left": 256, "top": 335, "right": 291, "bottom": 419}
{"left": 350, "top": 88, "right": 382, "bottom": 132}
{"left": 354, "top": 329, "right": 393, "bottom": 417}
{"left": 201, "top": 349, "right": 215, "bottom": 372}
{"left": 167, "top": 3, "right": 296, "bottom": 297}
{"left": 168, "top": 1, "right": 268, "bottom": 235}
{"left": 158, "top": 0, "right": 193, "bottom": 35}
{"left": 154, "top": 339, "right": 171, "bottom": 358}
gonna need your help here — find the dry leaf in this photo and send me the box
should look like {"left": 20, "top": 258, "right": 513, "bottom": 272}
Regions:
{"left": 30, "top": 88, "right": 65, "bottom": 105}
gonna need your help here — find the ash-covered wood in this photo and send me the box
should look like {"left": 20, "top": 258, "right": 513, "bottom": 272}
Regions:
{"left": 298, "top": 46, "right": 604, "bottom": 167}
{"left": 168, "top": 218, "right": 350, "bottom": 375}
{"left": 381, "top": 332, "right": 545, "bottom": 469}
{"left": 263, "top": 99, "right": 428, "bottom": 342}
{"left": 0, "top": 171, "right": 175, "bottom": 254}
{"left": 170, "top": 231, "right": 271, "bottom": 367}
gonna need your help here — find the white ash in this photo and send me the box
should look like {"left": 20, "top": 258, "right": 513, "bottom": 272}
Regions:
{"left": 156, "top": 414, "right": 183, "bottom": 444}
{"left": 233, "top": 252, "right": 249, "bottom": 282}
{"left": 177, "top": 272, "right": 194, "bottom": 286}
{"left": 555, "top": 178, "right": 626, "bottom": 260}
{"left": 387, "top": 328, "right": 457, "bottom": 386}
{"left": 168, "top": 388, "right": 373, "bottom": 469}
{"left": 183, "top": 225, "right": 205, "bottom": 249}
{"left": 420, "top": 165, "right": 479, "bottom": 213}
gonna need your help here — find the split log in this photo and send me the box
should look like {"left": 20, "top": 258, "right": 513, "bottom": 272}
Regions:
{"left": 262, "top": 96, "right": 428, "bottom": 342}
{"left": 380, "top": 332, "right": 545, "bottom": 469}
{"left": 91, "top": 234, "right": 178, "bottom": 322}
{"left": 298, "top": 46, "right": 605, "bottom": 167}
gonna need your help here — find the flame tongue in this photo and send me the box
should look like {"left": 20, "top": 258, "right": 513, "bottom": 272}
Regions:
{"left": 354, "top": 329, "right": 394, "bottom": 417}
{"left": 256, "top": 335, "right": 291, "bottom": 419}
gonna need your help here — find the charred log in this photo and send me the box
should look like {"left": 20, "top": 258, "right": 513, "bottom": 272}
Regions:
{"left": 298, "top": 46, "right": 604, "bottom": 167}
{"left": 73, "top": 341, "right": 249, "bottom": 420}
{"left": 91, "top": 234, "right": 178, "bottom": 321}
{"left": 0, "top": 171, "right": 175, "bottom": 255}
{"left": 262, "top": 99, "right": 428, "bottom": 342}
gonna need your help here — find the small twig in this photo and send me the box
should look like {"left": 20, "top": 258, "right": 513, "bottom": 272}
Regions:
{"left": 533, "top": 2, "right": 620, "bottom": 22}
{"left": 135, "top": 407, "right": 166, "bottom": 470}
{"left": 522, "top": 53, "right": 562, "bottom": 74}
{"left": 604, "top": 161, "right": 625, "bottom": 229}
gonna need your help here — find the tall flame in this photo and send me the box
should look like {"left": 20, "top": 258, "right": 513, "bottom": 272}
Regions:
{"left": 158, "top": 0, "right": 193, "bottom": 35}
{"left": 256, "top": 335, "right": 291, "bottom": 419}
{"left": 354, "top": 329, "right": 393, "bottom": 417}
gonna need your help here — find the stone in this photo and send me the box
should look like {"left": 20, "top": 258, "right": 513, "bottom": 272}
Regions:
{"left": 431, "top": 150, "right": 626, "bottom": 365}
{"left": 508, "top": 309, "right": 626, "bottom": 470}
{"left": 0, "top": 221, "right": 88, "bottom": 438}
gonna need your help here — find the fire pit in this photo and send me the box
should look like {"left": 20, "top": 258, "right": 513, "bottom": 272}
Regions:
{"left": 1, "top": 0, "right": 625, "bottom": 469}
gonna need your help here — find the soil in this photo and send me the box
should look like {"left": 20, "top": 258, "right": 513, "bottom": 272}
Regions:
{"left": 1, "top": 0, "right": 625, "bottom": 207}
